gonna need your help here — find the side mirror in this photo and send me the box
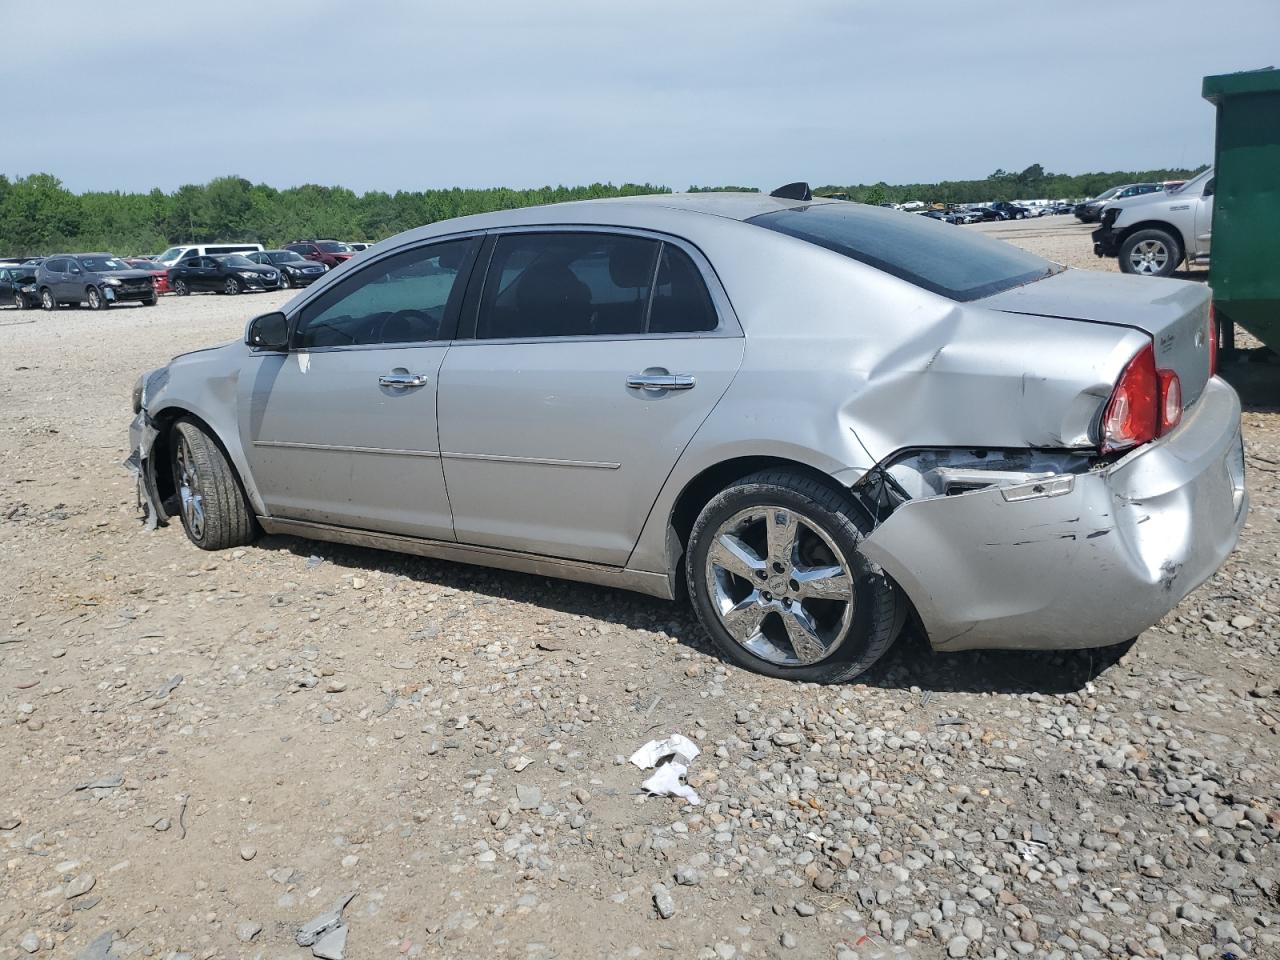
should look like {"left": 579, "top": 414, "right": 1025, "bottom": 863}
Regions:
{"left": 246, "top": 311, "right": 289, "bottom": 351}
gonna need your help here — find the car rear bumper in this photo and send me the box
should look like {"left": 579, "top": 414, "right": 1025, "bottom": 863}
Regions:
{"left": 859, "top": 377, "right": 1247, "bottom": 651}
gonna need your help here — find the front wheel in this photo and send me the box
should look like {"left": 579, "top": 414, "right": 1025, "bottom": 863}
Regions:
{"left": 686, "top": 470, "right": 900, "bottom": 683}
{"left": 1119, "top": 228, "right": 1182, "bottom": 278}
{"left": 169, "top": 419, "right": 257, "bottom": 550}
{"left": 13, "top": 291, "right": 25, "bottom": 310}
{"left": 86, "top": 286, "right": 105, "bottom": 310}
{"left": 142, "top": 295, "right": 157, "bottom": 307}
{"left": 223, "top": 277, "right": 241, "bottom": 295}
{"left": 173, "top": 278, "right": 190, "bottom": 296}
{"left": 279, "top": 272, "right": 293, "bottom": 289}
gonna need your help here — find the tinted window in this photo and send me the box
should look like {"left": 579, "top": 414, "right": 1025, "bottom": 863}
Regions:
{"left": 44, "top": 258, "right": 65, "bottom": 272}
{"left": 268, "top": 251, "right": 304, "bottom": 264}
{"left": 217, "top": 255, "right": 255, "bottom": 267}
{"left": 79, "top": 256, "right": 130, "bottom": 272}
{"left": 748, "top": 203, "right": 1058, "bottom": 302}
{"left": 477, "top": 233, "right": 659, "bottom": 339}
{"left": 649, "top": 244, "right": 718, "bottom": 333}
{"left": 294, "top": 238, "right": 477, "bottom": 349}
{"left": 316, "top": 241, "right": 351, "bottom": 253}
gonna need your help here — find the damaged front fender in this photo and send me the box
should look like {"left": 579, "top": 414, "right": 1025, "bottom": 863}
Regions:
{"left": 125, "top": 409, "right": 167, "bottom": 530}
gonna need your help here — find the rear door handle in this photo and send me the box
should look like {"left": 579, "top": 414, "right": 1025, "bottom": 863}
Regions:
{"left": 379, "top": 373, "right": 429, "bottom": 388}
{"left": 626, "top": 373, "right": 696, "bottom": 391}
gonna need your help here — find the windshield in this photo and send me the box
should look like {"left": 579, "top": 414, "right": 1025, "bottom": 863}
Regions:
{"left": 79, "top": 256, "right": 131, "bottom": 272}
{"left": 1168, "top": 169, "right": 1212, "bottom": 195}
{"left": 749, "top": 202, "right": 1061, "bottom": 302}
{"left": 316, "top": 241, "right": 351, "bottom": 253}
{"left": 216, "top": 255, "right": 256, "bottom": 267}
{"left": 1093, "top": 186, "right": 1122, "bottom": 201}
{"left": 269, "top": 251, "right": 306, "bottom": 263}
{"left": 156, "top": 247, "right": 184, "bottom": 263}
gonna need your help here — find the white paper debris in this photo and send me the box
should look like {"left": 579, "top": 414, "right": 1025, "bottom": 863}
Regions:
{"left": 630, "top": 734, "right": 702, "bottom": 805}
{"left": 641, "top": 762, "right": 701, "bottom": 805}
{"left": 629, "top": 734, "right": 700, "bottom": 770}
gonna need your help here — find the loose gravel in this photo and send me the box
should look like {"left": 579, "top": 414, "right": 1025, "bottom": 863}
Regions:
{"left": 1, "top": 220, "right": 1276, "bottom": 960}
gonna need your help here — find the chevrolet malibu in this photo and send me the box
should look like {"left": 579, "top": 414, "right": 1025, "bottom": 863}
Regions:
{"left": 126, "top": 189, "right": 1247, "bottom": 683}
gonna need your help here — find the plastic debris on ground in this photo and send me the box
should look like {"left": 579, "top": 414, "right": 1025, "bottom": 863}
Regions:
{"left": 629, "top": 734, "right": 702, "bottom": 805}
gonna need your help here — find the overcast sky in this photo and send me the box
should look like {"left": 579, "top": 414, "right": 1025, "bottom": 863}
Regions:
{"left": 4, "top": 0, "right": 1276, "bottom": 194}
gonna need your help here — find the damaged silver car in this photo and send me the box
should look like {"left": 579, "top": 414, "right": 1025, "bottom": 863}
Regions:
{"left": 127, "top": 187, "right": 1247, "bottom": 683}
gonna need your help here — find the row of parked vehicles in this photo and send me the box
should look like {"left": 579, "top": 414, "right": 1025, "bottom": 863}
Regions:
{"left": 0, "top": 240, "right": 374, "bottom": 309}
{"left": 918, "top": 200, "right": 1077, "bottom": 225}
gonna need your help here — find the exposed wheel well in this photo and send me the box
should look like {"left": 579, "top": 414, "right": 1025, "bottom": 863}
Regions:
{"left": 146, "top": 408, "right": 239, "bottom": 518}
{"left": 665, "top": 456, "right": 856, "bottom": 600}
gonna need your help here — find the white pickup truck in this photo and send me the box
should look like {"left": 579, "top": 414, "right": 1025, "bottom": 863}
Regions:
{"left": 1092, "top": 167, "right": 1215, "bottom": 277}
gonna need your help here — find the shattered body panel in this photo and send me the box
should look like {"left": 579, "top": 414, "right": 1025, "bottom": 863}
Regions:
{"left": 859, "top": 379, "right": 1247, "bottom": 650}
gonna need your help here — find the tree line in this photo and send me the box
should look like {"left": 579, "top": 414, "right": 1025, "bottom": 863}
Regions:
{"left": 0, "top": 163, "right": 1207, "bottom": 256}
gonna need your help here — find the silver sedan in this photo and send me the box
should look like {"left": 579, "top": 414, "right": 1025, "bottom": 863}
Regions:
{"left": 127, "top": 188, "right": 1246, "bottom": 683}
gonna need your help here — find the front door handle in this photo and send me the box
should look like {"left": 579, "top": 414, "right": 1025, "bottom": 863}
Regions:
{"left": 626, "top": 373, "right": 696, "bottom": 391}
{"left": 379, "top": 373, "right": 429, "bottom": 388}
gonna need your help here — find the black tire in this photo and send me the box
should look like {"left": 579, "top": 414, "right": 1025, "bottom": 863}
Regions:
{"left": 1118, "top": 228, "right": 1182, "bottom": 278}
{"left": 169, "top": 419, "right": 257, "bottom": 551}
{"left": 279, "top": 272, "right": 293, "bottom": 289}
{"left": 86, "top": 286, "right": 105, "bottom": 310}
{"left": 173, "top": 278, "right": 190, "bottom": 296}
{"left": 223, "top": 277, "right": 241, "bottom": 295}
{"left": 40, "top": 288, "right": 57, "bottom": 311}
{"left": 685, "top": 470, "right": 900, "bottom": 683}
{"left": 13, "top": 291, "right": 25, "bottom": 310}
{"left": 142, "top": 295, "right": 157, "bottom": 307}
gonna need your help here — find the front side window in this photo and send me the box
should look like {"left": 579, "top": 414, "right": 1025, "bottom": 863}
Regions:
{"left": 294, "top": 237, "right": 478, "bottom": 349}
{"left": 749, "top": 203, "right": 1059, "bottom": 302}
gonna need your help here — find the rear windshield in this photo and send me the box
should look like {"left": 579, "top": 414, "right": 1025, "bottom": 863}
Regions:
{"left": 748, "top": 203, "right": 1059, "bottom": 302}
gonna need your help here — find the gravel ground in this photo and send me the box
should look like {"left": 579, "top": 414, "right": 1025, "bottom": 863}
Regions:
{"left": 1, "top": 219, "right": 1277, "bottom": 960}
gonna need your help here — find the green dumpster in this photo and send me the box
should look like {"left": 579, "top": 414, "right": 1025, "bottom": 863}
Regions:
{"left": 1202, "top": 67, "right": 1280, "bottom": 354}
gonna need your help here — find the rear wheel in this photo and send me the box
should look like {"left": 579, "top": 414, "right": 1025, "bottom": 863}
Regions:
{"left": 173, "top": 278, "right": 190, "bottom": 296}
{"left": 40, "top": 288, "right": 57, "bottom": 311}
{"left": 686, "top": 470, "right": 900, "bottom": 683}
{"left": 1119, "top": 228, "right": 1182, "bottom": 278}
{"left": 169, "top": 419, "right": 257, "bottom": 550}
{"left": 223, "top": 277, "right": 241, "bottom": 295}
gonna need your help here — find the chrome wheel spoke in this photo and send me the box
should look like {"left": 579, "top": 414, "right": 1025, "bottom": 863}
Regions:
{"left": 709, "top": 533, "right": 765, "bottom": 582}
{"left": 765, "top": 509, "right": 799, "bottom": 566}
{"left": 792, "top": 563, "right": 852, "bottom": 601}
{"left": 780, "top": 605, "right": 827, "bottom": 664}
{"left": 721, "top": 593, "right": 768, "bottom": 642}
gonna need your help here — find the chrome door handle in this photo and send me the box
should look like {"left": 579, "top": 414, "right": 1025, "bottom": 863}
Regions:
{"left": 626, "top": 373, "right": 696, "bottom": 391}
{"left": 379, "top": 373, "right": 429, "bottom": 388}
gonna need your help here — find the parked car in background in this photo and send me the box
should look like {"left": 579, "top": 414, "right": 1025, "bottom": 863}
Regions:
{"left": 989, "top": 201, "right": 1031, "bottom": 220}
{"left": 966, "top": 207, "right": 1003, "bottom": 222}
{"left": 154, "top": 243, "right": 266, "bottom": 268}
{"left": 125, "top": 257, "right": 170, "bottom": 294}
{"left": 126, "top": 189, "right": 1243, "bottom": 684}
{"left": 920, "top": 209, "right": 960, "bottom": 224}
{"left": 285, "top": 240, "right": 354, "bottom": 270}
{"left": 0, "top": 264, "right": 39, "bottom": 308}
{"left": 245, "top": 250, "right": 328, "bottom": 288}
{"left": 347, "top": 242, "right": 373, "bottom": 252}
{"left": 1075, "top": 183, "right": 1164, "bottom": 223}
{"left": 1092, "top": 168, "right": 1215, "bottom": 277}
{"left": 168, "top": 254, "right": 281, "bottom": 296}
{"left": 36, "top": 254, "right": 158, "bottom": 310}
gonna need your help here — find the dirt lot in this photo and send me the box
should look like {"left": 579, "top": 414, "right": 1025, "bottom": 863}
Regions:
{"left": 2, "top": 218, "right": 1278, "bottom": 960}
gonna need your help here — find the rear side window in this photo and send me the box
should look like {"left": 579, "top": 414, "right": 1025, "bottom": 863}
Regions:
{"left": 748, "top": 203, "right": 1058, "bottom": 301}
{"left": 294, "top": 237, "right": 478, "bottom": 349}
{"left": 475, "top": 233, "right": 720, "bottom": 339}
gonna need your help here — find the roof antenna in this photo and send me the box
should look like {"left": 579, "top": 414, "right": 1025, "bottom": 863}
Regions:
{"left": 769, "top": 182, "right": 812, "bottom": 201}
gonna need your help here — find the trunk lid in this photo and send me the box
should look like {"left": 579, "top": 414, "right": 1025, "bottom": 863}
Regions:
{"left": 981, "top": 268, "right": 1213, "bottom": 410}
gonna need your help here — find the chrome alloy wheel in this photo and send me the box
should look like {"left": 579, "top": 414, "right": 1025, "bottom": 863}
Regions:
{"left": 175, "top": 434, "right": 206, "bottom": 540}
{"left": 1128, "top": 239, "right": 1170, "bottom": 275}
{"left": 704, "top": 506, "right": 855, "bottom": 666}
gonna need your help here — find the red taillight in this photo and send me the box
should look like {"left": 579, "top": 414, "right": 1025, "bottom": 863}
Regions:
{"left": 1101, "top": 341, "right": 1181, "bottom": 453}
{"left": 1208, "top": 303, "right": 1218, "bottom": 376}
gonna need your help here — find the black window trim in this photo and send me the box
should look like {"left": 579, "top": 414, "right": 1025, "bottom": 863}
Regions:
{"left": 453, "top": 224, "right": 740, "bottom": 344}
{"left": 285, "top": 234, "right": 483, "bottom": 353}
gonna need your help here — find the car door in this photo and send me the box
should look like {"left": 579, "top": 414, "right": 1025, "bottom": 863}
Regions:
{"left": 59, "top": 258, "right": 83, "bottom": 301}
{"left": 1195, "top": 176, "right": 1215, "bottom": 260}
{"left": 239, "top": 235, "right": 481, "bottom": 539}
{"left": 437, "top": 229, "right": 745, "bottom": 566}
{"left": 190, "top": 257, "right": 217, "bottom": 291}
